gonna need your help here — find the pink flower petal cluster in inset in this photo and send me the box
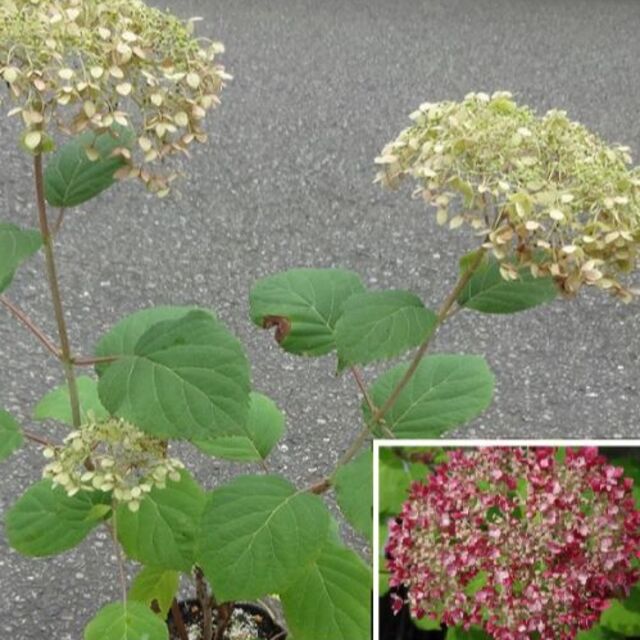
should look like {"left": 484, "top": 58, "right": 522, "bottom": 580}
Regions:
{"left": 386, "top": 447, "right": 640, "bottom": 640}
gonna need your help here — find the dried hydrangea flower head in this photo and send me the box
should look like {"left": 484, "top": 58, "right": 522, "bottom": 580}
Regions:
{"left": 386, "top": 447, "right": 640, "bottom": 640}
{"left": 0, "top": 0, "right": 230, "bottom": 195}
{"left": 42, "top": 415, "right": 185, "bottom": 512}
{"left": 376, "top": 92, "right": 640, "bottom": 301}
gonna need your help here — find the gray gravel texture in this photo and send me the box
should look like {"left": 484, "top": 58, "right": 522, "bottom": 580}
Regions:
{"left": 1, "top": 0, "right": 640, "bottom": 637}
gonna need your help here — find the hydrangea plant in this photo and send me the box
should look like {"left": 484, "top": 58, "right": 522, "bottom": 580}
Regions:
{"left": 384, "top": 447, "right": 640, "bottom": 640}
{"left": 1, "top": 3, "right": 640, "bottom": 636}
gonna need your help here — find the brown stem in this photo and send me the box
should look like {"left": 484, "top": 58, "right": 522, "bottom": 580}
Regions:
{"left": 350, "top": 366, "right": 376, "bottom": 415}
{"left": 195, "top": 567, "right": 214, "bottom": 640}
{"left": 371, "top": 248, "right": 486, "bottom": 425}
{"left": 23, "top": 430, "right": 56, "bottom": 447}
{"left": 51, "top": 207, "right": 65, "bottom": 235}
{"left": 33, "top": 154, "right": 81, "bottom": 428}
{"left": 109, "top": 510, "right": 127, "bottom": 604}
{"left": 0, "top": 295, "right": 61, "bottom": 359}
{"left": 71, "top": 354, "right": 118, "bottom": 366}
{"left": 213, "top": 603, "right": 233, "bottom": 640}
{"left": 171, "top": 599, "right": 190, "bottom": 640}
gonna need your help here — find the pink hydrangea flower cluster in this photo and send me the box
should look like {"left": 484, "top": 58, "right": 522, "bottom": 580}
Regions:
{"left": 386, "top": 447, "right": 640, "bottom": 640}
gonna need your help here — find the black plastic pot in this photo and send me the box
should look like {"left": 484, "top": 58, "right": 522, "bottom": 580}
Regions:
{"left": 168, "top": 599, "right": 286, "bottom": 640}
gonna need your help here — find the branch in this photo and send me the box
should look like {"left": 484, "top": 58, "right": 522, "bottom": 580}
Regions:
{"left": 71, "top": 354, "right": 117, "bottom": 366}
{"left": 350, "top": 366, "right": 376, "bottom": 415}
{"left": 33, "top": 154, "right": 82, "bottom": 428}
{"left": 109, "top": 509, "right": 127, "bottom": 604}
{"left": 171, "top": 599, "right": 189, "bottom": 640}
{"left": 0, "top": 295, "right": 61, "bottom": 359}
{"left": 306, "top": 249, "right": 487, "bottom": 496}
{"left": 371, "top": 248, "right": 486, "bottom": 425}
{"left": 23, "top": 430, "right": 57, "bottom": 447}
{"left": 51, "top": 207, "right": 66, "bottom": 236}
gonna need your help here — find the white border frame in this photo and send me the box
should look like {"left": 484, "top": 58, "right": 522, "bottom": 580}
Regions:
{"left": 372, "top": 439, "right": 640, "bottom": 640}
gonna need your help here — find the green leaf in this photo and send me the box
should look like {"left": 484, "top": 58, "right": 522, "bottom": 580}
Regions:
{"left": 34, "top": 376, "right": 110, "bottom": 425}
{"left": 379, "top": 570, "right": 391, "bottom": 596}
{"left": 367, "top": 355, "right": 494, "bottom": 438}
{"left": 44, "top": 125, "right": 135, "bottom": 208}
{"left": 464, "top": 571, "right": 488, "bottom": 597}
{"left": 335, "top": 290, "right": 437, "bottom": 368}
{"left": 458, "top": 255, "right": 556, "bottom": 314}
{"left": 333, "top": 449, "right": 372, "bottom": 541}
{"left": 281, "top": 542, "right": 372, "bottom": 640}
{"left": 607, "top": 456, "right": 640, "bottom": 508}
{"left": 84, "top": 601, "right": 168, "bottom": 640}
{"left": 576, "top": 625, "right": 625, "bottom": 640}
{"left": 198, "top": 474, "right": 330, "bottom": 601}
{"left": 129, "top": 567, "right": 179, "bottom": 618}
{"left": 94, "top": 306, "right": 197, "bottom": 376}
{"left": 0, "top": 408, "right": 23, "bottom": 461}
{"left": 97, "top": 309, "right": 251, "bottom": 440}
{"left": 193, "top": 392, "right": 285, "bottom": 462}
{"left": 600, "top": 586, "right": 640, "bottom": 636}
{"left": 249, "top": 268, "right": 365, "bottom": 356}
{"left": 0, "top": 223, "right": 41, "bottom": 293}
{"left": 116, "top": 470, "right": 205, "bottom": 572}
{"left": 5, "top": 480, "right": 110, "bottom": 556}
{"left": 414, "top": 617, "right": 441, "bottom": 631}
{"left": 378, "top": 448, "right": 429, "bottom": 515}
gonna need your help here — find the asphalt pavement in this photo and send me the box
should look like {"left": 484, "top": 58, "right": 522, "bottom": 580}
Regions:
{"left": 1, "top": 0, "right": 639, "bottom": 637}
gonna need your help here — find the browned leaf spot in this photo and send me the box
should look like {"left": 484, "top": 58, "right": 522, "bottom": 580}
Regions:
{"left": 262, "top": 315, "right": 291, "bottom": 344}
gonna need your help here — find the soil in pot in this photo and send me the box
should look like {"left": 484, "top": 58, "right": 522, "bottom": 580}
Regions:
{"left": 379, "top": 592, "right": 445, "bottom": 640}
{"left": 167, "top": 599, "right": 286, "bottom": 640}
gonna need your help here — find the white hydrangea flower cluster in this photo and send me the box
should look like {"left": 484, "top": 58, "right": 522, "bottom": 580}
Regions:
{"left": 376, "top": 91, "right": 640, "bottom": 301}
{"left": 43, "top": 416, "right": 184, "bottom": 512}
{"left": 0, "top": 0, "right": 230, "bottom": 195}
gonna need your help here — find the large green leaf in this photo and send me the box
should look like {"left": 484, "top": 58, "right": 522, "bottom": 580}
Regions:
{"left": 97, "top": 309, "right": 251, "bottom": 440}
{"left": 0, "top": 223, "right": 41, "bottom": 292}
{"left": 34, "top": 376, "right": 109, "bottom": 425}
{"left": 94, "top": 306, "right": 197, "bottom": 376}
{"left": 367, "top": 355, "right": 495, "bottom": 438}
{"left": 249, "top": 268, "right": 365, "bottom": 356}
{"left": 5, "top": 480, "right": 110, "bottom": 556}
{"left": 458, "top": 255, "right": 556, "bottom": 314}
{"left": 281, "top": 542, "right": 372, "bottom": 640}
{"left": 44, "top": 125, "right": 134, "bottom": 208}
{"left": 84, "top": 601, "right": 168, "bottom": 640}
{"left": 600, "top": 586, "right": 640, "bottom": 636}
{"left": 0, "top": 408, "right": 23, "bottom": 461}
{"left": 129, "top": 567, "right": 179, "bottom": 618}
{"left": 116, "top": 470, "right": 205, "bottom": 572}
{"left": 198, "top": 474, "right": 330, "bottom": 601}
{"left": 333, "top": 449, "right": 372, "bottom": 541}
{"left": 193, "top": 392, "right": 285, "bottom": 462}
{"left": 335, "top": 290, "right": 437, "bottom": 367}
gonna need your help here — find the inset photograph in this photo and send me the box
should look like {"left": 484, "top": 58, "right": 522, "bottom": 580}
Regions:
{"left": 376, "top": 442, "right": 640, "bottom": 640}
